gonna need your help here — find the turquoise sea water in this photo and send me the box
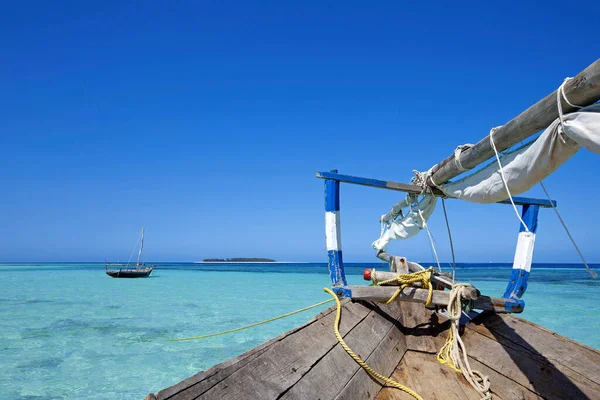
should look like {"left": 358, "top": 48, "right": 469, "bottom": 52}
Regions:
{"left": 1, "top": 262, "right": 598, "bottom": 399}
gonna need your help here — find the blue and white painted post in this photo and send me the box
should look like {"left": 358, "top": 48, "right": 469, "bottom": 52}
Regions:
{"left": 325, "top": 170, "right": 347, "bottom": 287}
{"left": 503, "top": 204, "right": 540, "bottom": 301}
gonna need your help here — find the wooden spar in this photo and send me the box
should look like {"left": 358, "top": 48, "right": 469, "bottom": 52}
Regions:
{"left": 364, "top": 269, "right": 479, "bottom": 300}
{"left": 428, "top": 58, "right": 600, "bottom": 187}
{"left": 345, "top": 286, "right": 522, "bottom": 313}
{"left": 316, "top": 171, "right": 445, "bottom": 196}
{"left": 316, "top": 171, "right": 556, "bottom": 207}
{"left": 374, "top": 251, "right": 480, "bottom": 298}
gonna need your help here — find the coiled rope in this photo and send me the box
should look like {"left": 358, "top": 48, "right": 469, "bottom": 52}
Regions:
{"left": 375, "top": 267, "right": 435, "bottom": 305}
{"left": 323, "top": 287, "right": 424, "bottom": 400}
{"left": 437, "top": 284, "right": 491, "bottom": 400}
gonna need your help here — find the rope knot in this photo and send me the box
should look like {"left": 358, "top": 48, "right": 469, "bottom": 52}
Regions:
{"left": 454, "top": 143, "right": 474, "bottom": 172}
{"left": 376, "top": 268, "right": 434, "bottom": 306}
{"left": 437, "top": 283, "right": 492, "bottom": 399}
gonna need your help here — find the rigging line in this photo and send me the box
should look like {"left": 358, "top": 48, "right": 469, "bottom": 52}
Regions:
{"left": 547, "top": 78, "right": 596, "bottom": 278}
{"left": 441, "top": 198, "right": 457, "bottom": 282}
{"left": 418, "top": 209, "right": 442, "bottom": 273}
{"left": 489, "top": 127, "right": 530, "bottom": 232}
{"left": 539, "top": 182, "right": 598, "bottom": 279}
{"left": 126, "top": 230, "right": 143, "bottom": 268}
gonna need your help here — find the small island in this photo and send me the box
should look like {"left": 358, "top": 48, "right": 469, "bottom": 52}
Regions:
{"left": 202, "top": 258, "right": 276, "bottom": 262}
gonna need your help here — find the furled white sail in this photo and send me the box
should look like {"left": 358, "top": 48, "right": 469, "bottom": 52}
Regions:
{"left": 439, "top": 104, "right": 600, "bottom": 204}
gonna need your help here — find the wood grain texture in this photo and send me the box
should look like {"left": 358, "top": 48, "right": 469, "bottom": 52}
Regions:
{"left": 460, "top": 312, "right": 600, "bottom": 399}
{"left": 149, "top": 296, "right": 600, "bottom": 400}
{"left": 153, "top": 301, "right": 342, "bottom": 399}
{"left": 348, "top": 286, "right": 516, "bottom": 313}
{"left": 281, "top": 301, "right": 404, "bottom": 400}
{"left": 193, "top": 302, "right": 370, "bottom": 400}
{"left": 467, "top": 312, "right": 600, "bottom": 386}
{"left": 377, "top": 351, "right": 481, "bottom": 400}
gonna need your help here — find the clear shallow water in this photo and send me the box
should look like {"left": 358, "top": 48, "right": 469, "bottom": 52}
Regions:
{"left": 1, "top": 262, "right": 598, "bottom": 399}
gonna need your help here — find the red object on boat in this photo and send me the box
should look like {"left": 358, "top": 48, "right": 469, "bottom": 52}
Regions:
{"left": 363, "top": 268, "right": 372, "bottom": 281}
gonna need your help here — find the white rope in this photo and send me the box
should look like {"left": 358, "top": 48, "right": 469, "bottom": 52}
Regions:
{"left": 446, "top": 284, "right": 492, "bottom": 400}
{"left": 428, "top": 173, "right": 441, "bottom": 188}
{"left": 557, "top": 77, "right": 584, "bottom": 144}
{"left": 454, "top": 144, "right": 474, "bottom": 172}
{"left": 418, "top": 209, "right": 442, "bottom": 273}
{"left": 557, "top": 77, "right": 583, "bottom": 126}
{"left": 411, "top": 170, "right": 429, "bottom": 192}
{"left": 539, "top": 182, "right": 598, "bottom": 279}
{"left": 413, "top": 169, "right": 441, "bottom": 190}
{"left": 489, "top": 127, "right": 530, "bottom": 232}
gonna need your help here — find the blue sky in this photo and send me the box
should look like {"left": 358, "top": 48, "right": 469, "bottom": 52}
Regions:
{"left": 1, "top": 1, "right": 599, "bottom": 262}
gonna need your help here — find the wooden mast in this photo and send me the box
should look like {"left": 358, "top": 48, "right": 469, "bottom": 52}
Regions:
{"left": 427, "top": 58, "right": 600, "bottom": 187}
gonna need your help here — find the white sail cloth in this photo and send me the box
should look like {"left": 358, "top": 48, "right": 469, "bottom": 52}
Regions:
{"left": 439, "top": 104, "right": 600, "bottom": 203}
{"left": 372, "top": 194, "right": 437, "bottom": 251}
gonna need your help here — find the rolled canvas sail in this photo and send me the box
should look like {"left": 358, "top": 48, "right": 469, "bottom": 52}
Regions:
{"left": 440, "top": 104, "right": 600, "bottom": 203}
{"left": 372, "top": 194, "right": 437, "bottom": 251}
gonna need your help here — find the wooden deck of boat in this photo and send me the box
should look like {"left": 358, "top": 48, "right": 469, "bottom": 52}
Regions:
{"left": 147, "top": 299, "right": 600, "bottom": 400}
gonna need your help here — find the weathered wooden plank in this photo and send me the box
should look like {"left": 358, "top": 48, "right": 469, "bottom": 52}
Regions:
{"left": 460, "top": 320, "right": 600, "bottom": 399}
{"left": 366, "top": 270, "right": 479, "bottom": 300}
{"left": 348, "top": 286, "right": 519, "bottom": 313}
{"left": 467, "top": 312, "right": 600, "bottom": 387}
{"left": 429, "top": 58, "right": 600, "bottom": 186}
{"left": 377, "top": 351, "right": 547, "bottom": 400}
{"left": 189, "top": 300, "right": 372, "bottom": 400}
{"left": 154, "top": 300, "right": 368, "bottom": 400}
{"left": 316, "top": 171, "right": 445, "bottom": 196}
{"left": 377, "top": 350, "right": 481, "bottom": 400}
{"left": 399, "top": 302, "right": 448, "bottom": 354}
{"left": 472, "top": 295, "right": 524, "bottom": 314}
{"left": 405, "top": 259, "right": 479, "bottom": 297}
{"left": 281, "top": 300, "right": 404, "bottom": 400}
{"left": 348, "top": 286, "right": 449, "bottom": 305}
{"left": 151, "top": 293, "right": 600, "bottom": 400}
{"left": 333, "top": 320, "right": 408, "bottom": 400}
{"left": 333, "top": 301, "right": 416, "bottom": 400}
{"left": 464, "top": 356, "right": 544, "bottom": 400}
{"left": 374, "top": 354, "right": 419, "bottom": 400}
{"left": 154, "top": 303, "right": 341, "bottom": 400}
{"left": 377, "top": 254, "right": 475, "bottom": 299}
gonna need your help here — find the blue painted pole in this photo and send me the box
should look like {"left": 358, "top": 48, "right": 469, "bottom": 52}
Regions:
{"left": 503, "top": 204, "right": 540, "bottom": 300}
{"left": 325, "top": 169, "right": 347, "bottom": 287}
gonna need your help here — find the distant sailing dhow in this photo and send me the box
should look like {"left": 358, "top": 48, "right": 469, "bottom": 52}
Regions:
{"left": 105, "top": 227, "right": 154, "bottom": 278}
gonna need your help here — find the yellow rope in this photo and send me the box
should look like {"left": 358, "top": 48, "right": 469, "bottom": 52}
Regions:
{"left": 436, "top": 327, "right": 462, "bottom": 374}
{"left": 376, "top": 267, "right": 434, "bottom": 306}
{"left": 436, "top": 284, "right": 491, "bottom": 399}
{"left": 170, "top": 298, "right": 334, "bottom": 341}
{"left": 323, "top": 288, "right": 424, "bottom": 400}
